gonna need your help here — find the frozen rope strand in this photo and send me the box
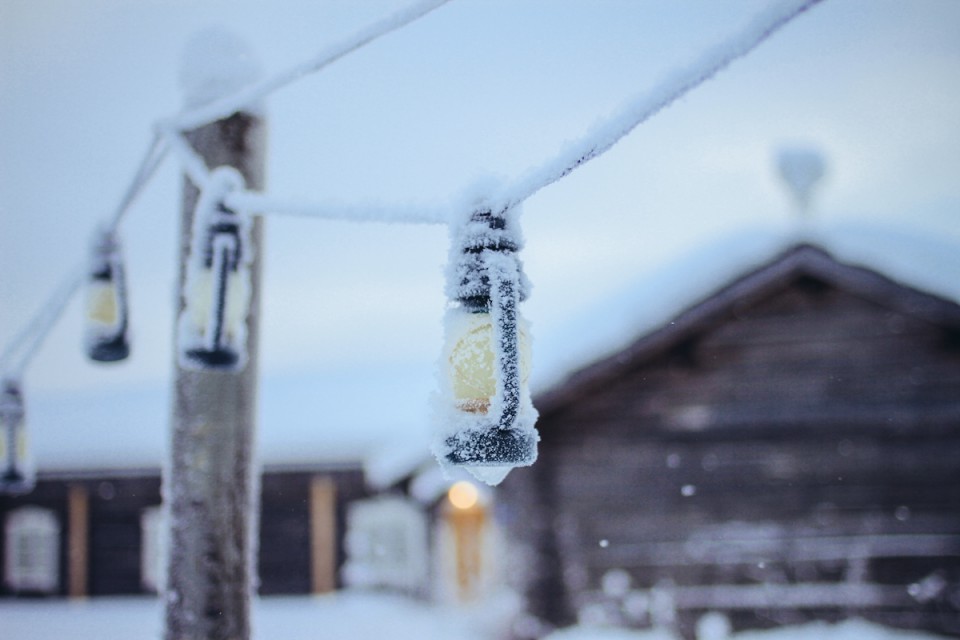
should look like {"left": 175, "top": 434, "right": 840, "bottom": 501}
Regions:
{"left": 107, "top": 132, "right": 170, "bottom": 230}
{"left": 0, "top": 133, "right": 166, "bottom": 377}
{"left": 161, "top": 0, "right": 454, "bottom": 132}
{"left": 0, "top": 269, "right": 83, "bottom": 380}
{"left": 492, "top": 0, "right": 825, "bottom": 211}
{"left": 166, "top": 0, "right": 823, "bottom": 227}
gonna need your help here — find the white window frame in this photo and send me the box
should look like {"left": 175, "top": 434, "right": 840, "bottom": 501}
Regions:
{"left": 342, "top": 495, "right": 428, "bottom": 593}
{"left": 140, "top": 505, "right": 167, "bottom": 593}
{"left": 4, "top": 506, "right": 60, "bottom": 593}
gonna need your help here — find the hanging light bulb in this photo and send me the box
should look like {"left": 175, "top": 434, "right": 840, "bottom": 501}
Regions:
{"left": 178, "top": 167, "right": 252, "bottom": 371}
{"left": 84, "top": 228, "right": 131, "bottom": 362}
{"left": 435, "top": 207, "right": 539, "bottom": 486}
{"left": 0, "top": 379, "right": 33, "bottom": 495}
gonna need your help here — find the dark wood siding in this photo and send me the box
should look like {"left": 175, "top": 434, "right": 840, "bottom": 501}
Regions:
{"left": 257, "top": 469, "right": 368, "bottom": 595}
{"left": 505, "top": 268, "right": 960, "bottom": 637}
{"left": 87, "top": 476, "right": 161, "bottom": 596}
{"left": 2, "top": 465, "right": 371, "bottom": 598}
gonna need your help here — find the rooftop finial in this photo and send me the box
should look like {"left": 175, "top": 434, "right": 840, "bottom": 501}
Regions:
{"left": 775, "top": 144, "right": 827, "bottom": 217}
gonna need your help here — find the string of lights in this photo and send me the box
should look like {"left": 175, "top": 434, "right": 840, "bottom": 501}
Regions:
{"left": 0, "top": 0, "right": 822, "bottom": 399}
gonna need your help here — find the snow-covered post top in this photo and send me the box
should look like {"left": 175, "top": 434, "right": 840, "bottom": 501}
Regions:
{"left": 434, "top": 205, "right": 539, "bottom": 487}
{"left": 0, "top": 378, "right": 33, "bottom": 495}
{"left": 179, "top": 27, "right": 264, "bottom": 112}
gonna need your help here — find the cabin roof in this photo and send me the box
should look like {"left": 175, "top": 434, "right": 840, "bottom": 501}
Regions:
{"left": 533, "top": 223, "right": 960, "bottom": 418}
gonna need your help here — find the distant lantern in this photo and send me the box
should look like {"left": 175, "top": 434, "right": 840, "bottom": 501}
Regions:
{"left": 0, "top": 379, "right": 33, "bottom": 495}
{"left": 178, "top": 167, "right": 252, "bottom": 371}
{"left": 84, "top": 228, "right": 131, "bottom": 362}
{"left": 435, "top": 207, "right": 539, "bottom": 486}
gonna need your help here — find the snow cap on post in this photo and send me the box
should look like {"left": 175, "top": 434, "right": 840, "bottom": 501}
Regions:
{"left": 179, "top": 27, "right": 264, "bottom": 111}
{"left": 434, "top": 204, "right": 539, "bottom": 487}
{"left": 0, "top": 379, "right": 34, "bottom": 495}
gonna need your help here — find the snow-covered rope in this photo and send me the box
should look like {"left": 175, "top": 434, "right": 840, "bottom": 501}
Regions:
{"left": 157, "top": 125, "right": 213, "bottom": 189}
{"left": 225, "top": 190, "right": 450, "bottom": 225}
{"left": 161, "top": 0, "right": 453, "bottom": 132}
{"left": 0, "top": 134, "right": 169, "bottom": 379}
{"left": 108, "top": 133, "right": 169, "bottom": 230}
{"left": 161, "top": 0, "right": 822, "bottom": 227}
{"left": 0, "top": 270, "right": 83, "bottom": 380}
{"left": 492, "top": 0, "right": 824, "bottom": 211}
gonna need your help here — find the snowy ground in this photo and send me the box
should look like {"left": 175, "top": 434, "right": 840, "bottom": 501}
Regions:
{"left": 0, "top": 592, "right": 951, "bottom": 640}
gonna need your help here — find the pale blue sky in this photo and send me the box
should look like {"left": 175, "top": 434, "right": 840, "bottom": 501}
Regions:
{"left": 1, "top": 1, "right": 958, "bottom": 466}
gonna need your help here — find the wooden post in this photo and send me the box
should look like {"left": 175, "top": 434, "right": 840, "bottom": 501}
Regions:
{"left": 164, "top": 32, "right": 266, "bottom": 640}
{"left": 67, "top": 484, "right": 89, "bottom": 598}
{"left": 309, "top": 476, "right": 337, "bottom": 594}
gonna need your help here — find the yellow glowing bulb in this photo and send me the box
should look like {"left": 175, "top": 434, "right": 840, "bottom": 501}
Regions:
{"left": 449, "top": 314, "right": 530, "bottom": 414}
{"left": 187, "top": 271, "right": 249, "bottom": 338}
{"left": 448, "top": 481, "right": 479, "bottom": 510}
{"left": 87, "top": 281, "right": 119, "bottom": 325}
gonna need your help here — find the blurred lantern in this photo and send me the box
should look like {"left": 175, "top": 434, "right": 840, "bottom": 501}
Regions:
{"left": 436, "top": 207, "right": 538, "bottom": 486}
{"left": 0, "top": 379, "right": 33, "bottom": 495}
{"left": 178, "top": 167, "right": 252, "bottom": 371}
{"left": 84, "top": 228, "right": 131, "bottom": 362}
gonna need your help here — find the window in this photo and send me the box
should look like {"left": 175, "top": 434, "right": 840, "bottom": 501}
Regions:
{"left": 4, "top": 506, "right": 60, "bottom": 593}
{"left": 342, "top": 496, "right": 428, "bottom": 593}
{"left": 140, "top": 506, "right": 166, "bottom": 593}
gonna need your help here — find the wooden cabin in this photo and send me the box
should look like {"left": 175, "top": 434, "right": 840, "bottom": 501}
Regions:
{"left": 499, "top": 242, "right": 960, "bottom": 639}
{"left": 0, "top": 465, "right": 371, "bottom": 598}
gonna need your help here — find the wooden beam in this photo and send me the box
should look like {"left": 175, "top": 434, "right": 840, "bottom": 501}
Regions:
{"left": 67, "top": 484, "right": 89, "bottom": 598}
{"left": 309, "top": 476, "right": 337, "bottom": 594}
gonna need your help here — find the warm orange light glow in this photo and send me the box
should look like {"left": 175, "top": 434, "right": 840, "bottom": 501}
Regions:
{"left": 447, "top": 481, "right": 479, "bottom": 510}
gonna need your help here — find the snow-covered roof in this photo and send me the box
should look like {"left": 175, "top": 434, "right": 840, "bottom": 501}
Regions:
{"left": 530, "top": 219, "right": 960, "bottom": 397}
{"left": 26, "top": 219, "right": 960, "bottom": 476}
{"left": 30, "top": 365, "right": 435, "bottom": 474}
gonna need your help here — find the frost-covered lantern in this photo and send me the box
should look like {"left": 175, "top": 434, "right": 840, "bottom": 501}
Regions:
{"left": 178, "top": 167, "right": 252, "bottom": 371}
{"left": 0, "top": 379, "right": 33, "bottom": 495}
{"left": 434, "top": 207, "right": 539, "bottom": 486}
{"left": 84, "top": 228, "right": 131, "bottom": 362}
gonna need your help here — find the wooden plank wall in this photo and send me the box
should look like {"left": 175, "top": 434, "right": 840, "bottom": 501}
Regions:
{"left": 506, "top": 279, "right": 960, "bottom": 635}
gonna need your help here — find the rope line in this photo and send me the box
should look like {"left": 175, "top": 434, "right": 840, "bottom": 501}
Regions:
{"left": 108, "top": 133, "right": 170, "bottom": 230}
{"left": 162, "top": 0, "right": 453, "bottom": 132}
{"left": 0, "top": 0, "right": 825, "bottom": 379}
{"left": 496, "top": 0, "right": 824, "bottom": 211}
{"left": 0, "top": 270, "right": 83, "bottom": 380}
{"left": 164, "top": 0, "right": 822, "bottom": 226}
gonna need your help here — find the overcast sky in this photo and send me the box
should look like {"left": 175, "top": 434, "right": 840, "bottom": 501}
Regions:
{"left": 1, "top": 0, "right": 958, "bottom": 464}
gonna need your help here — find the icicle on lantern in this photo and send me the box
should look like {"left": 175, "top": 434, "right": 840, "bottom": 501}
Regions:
{"left": 0, "top": 379, "right": 33, "bottom": 495}
{"left": 84, "top": 228, "right": 131, "bottom": 362}
{"left": 434, "top": 207, "right": 539, "bottom": 487}
{"left": 178, "top": 167, "right": 252, "bottom": 372}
